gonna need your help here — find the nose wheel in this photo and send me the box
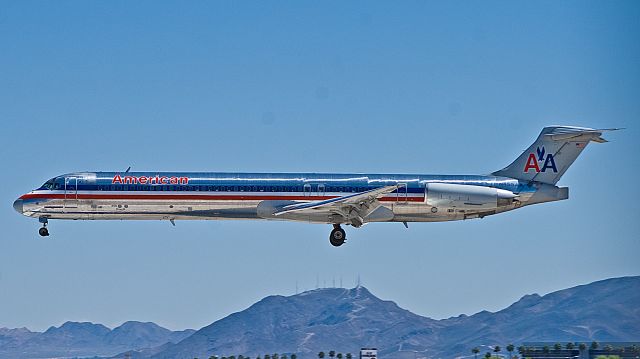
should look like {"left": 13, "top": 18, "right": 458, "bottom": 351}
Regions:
{"left": 39, "top": 227, "right": 49, "bottom": 237}
{"left": 329, "top": 224, "right": 346, "bottom": 247}
{"left": 38, "top": 218, "right": 49, "bottom": 237}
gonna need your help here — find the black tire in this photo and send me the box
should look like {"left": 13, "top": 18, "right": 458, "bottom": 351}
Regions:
{"left": 329, "top": 228, "right": 346, "bottom": 247}
{"left": 39, "top": 227, "right": 49, "bottom": 237}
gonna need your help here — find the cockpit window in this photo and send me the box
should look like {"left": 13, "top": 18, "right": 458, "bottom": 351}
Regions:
{"left": 40, "top": 178, "right": 57, "bottom": 190}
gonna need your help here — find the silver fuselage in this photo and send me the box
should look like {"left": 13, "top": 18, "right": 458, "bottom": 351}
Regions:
{"left": 13, "top": 172, "right": 568, "bottom": 225}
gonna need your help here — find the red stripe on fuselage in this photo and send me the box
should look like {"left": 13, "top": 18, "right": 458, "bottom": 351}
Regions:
{"left": 20, "top": 193, "right": 425, "bottom": 202}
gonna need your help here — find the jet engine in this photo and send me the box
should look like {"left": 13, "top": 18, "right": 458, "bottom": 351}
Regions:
{"left": 425, "top": 183, "right": 517, "bottom": 211}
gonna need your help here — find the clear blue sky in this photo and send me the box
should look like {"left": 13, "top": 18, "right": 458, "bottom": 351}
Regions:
{"left": 1, "top": 1, "right": 639, "bottom": 332}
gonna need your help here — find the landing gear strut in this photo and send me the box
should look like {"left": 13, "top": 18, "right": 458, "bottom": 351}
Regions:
{"left": 329, "top": 224, "right": 346, "bottom": 247}
{"left": 38, "top": 218, "right": 49, "bottom": 237}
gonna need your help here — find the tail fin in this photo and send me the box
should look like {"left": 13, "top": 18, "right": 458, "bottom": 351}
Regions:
{"left": 493, "top": 126, "right": 617, "bottom": 184}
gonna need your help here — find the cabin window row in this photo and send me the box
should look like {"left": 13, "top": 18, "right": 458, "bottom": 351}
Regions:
{"left": 86, "top": 185, "right": 373, "bottom": 192}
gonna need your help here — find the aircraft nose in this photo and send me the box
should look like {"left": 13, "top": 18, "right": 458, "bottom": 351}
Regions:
{"left": 13, "top": 199, "right": 23, "bottom": 214}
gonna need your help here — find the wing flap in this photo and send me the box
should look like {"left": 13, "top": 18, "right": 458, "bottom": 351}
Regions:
{"left": 273, "top": 185, "right": 399, "bottom": 217}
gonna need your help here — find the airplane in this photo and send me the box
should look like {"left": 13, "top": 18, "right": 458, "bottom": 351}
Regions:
{"left": 13, "top": 126, "right": 616, "bottom": 247}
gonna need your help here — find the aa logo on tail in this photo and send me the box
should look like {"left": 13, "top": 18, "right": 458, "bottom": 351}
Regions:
{"left": 524, "top": 146, "right": 558, "bottom": 173}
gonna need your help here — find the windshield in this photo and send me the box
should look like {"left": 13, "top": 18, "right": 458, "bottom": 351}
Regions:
{"left": 40, "top": 178, "right": 57, "bottom": 190}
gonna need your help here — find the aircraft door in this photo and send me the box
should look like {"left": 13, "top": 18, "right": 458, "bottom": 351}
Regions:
{"left": 396, "top": 183, "right": 408, "bottom": 204}
{"left": 304, "top": 183, "right": 325, "bottom": 199}
{"left": 64, "top": 177, "right": 79, "bottom": 211}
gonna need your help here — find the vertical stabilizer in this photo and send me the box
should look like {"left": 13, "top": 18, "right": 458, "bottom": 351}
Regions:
{"left": 492, "top": 126, "right": 614, "bottom": 184}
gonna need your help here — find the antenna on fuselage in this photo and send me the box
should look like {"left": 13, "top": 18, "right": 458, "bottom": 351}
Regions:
{"left": 125, "top": 166, "right": 131, "bottom": 173}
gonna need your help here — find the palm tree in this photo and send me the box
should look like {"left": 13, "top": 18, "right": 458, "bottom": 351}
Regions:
{"left": 272, "top": 354, "right": 279, "bottom": 359}
{"left": 281, "top": 355, "right": 288, "bottom": 359}
{"left": 291, "top": 355, "right": 297, "bottom": 359}
{"left": 566, "top": 343, "right": 575, "bottom": 350}
{"left": 554, "top": 343, "right": 562, "bottom": 351}
{"left": 543, "top": 346, "right": 550, "bottom": 354}
{"left": 494, "top": 346, "right": 501, "bottom": 358}
{"left": 507, "top": 344, "right": 515, "bottom": 359}
{"left": 517, "top": 346, "right": 525, "bottom": 356}
{"left": 604, "top": 345, "right": 614, "bottom": 352}
{"left": 346, "top": 354, "right": 352, "bottom": 359}
{"left": 265, "top": 355, "right": 271, "bottom": 359}
{"left": 337, "top": 354, "right": 343, "bottom": 359}
{"left": 319, "top": 352, "right": 325, "bottom": 359}
{"left": 591, "top": 341, "right": 599, "bottom": 350}
{"left": 472, "top": 347, "right": 480, "bottom": 359}
{"left": 579, "top": 343, "right": 587, "bottom": 351}
{"left": 485, "top": 352, "right": 492, "bottom": 359}
{"left": 329, "top": 351, "right": 336, "bottom": 359}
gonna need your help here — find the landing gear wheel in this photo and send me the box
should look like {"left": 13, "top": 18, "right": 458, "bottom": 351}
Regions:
{"left": 39, "top": 227, "right": 49, "bottom": 237}
{"left": 38, "top": 217, "right": 49, "bottom": 237}
{"left": 329, "top": 225, "right": 346, "bottom": 247}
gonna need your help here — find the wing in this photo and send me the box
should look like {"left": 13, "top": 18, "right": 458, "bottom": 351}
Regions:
{"left": 273, "top": 185, "right": 399, "bottom": 227}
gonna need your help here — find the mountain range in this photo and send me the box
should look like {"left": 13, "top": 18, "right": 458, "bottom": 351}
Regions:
{"left": 0, "top": 321, "right": 195, "bottom": 359}
{"left": 1, "top": 276, "right": 638, "bottom": 359}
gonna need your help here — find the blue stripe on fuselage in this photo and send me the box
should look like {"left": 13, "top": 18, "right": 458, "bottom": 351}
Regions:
{"left": 38, "top": 172, "right": 535, "bottom": 194}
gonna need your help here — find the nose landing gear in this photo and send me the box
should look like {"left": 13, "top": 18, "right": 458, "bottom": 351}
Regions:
{"left": 38, "top": 218, "right": 49, "bottom": 237}
{"left": 329, "top": 224, "right": 346, "bottom": 247}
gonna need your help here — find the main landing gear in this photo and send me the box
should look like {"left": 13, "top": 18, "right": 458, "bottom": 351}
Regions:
{"left": 329, "top": 224, "right": 346, "bottom": 247}
{"left": 38, "top": 217, "right": 49, "bottom": 237}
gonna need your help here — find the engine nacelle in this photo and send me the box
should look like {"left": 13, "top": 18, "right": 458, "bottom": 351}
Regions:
{"left": 425, "top": 183, "right": 517, "bottom": 211}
